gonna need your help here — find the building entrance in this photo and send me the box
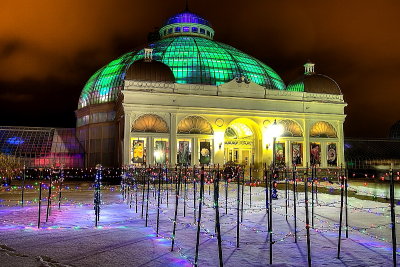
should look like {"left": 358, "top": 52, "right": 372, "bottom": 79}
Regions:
{"left": 224, "top": 123, "right": 254, "bottom": 166}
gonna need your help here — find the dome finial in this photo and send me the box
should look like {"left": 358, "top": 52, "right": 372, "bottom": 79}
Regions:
{"left": 304, "top": 61, "right": 315, "bottom": 75}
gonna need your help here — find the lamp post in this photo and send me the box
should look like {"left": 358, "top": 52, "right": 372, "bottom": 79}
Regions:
{"left": 269, "top": 119, "right": 283, "bottom": 173}
{"left": 266, "top": 119, "right": 283, "bottom": 264}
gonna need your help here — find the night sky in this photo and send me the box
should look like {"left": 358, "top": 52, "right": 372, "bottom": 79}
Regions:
{"left": 0, "top": 0, "right": 399, "bottom": 138}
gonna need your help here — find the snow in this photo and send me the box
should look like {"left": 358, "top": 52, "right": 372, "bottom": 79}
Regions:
{"left": 0, "top": 180, "right": 399, "bottom": 266}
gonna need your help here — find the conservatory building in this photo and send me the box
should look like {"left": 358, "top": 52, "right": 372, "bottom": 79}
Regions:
{"left": 75, "top": 10, "right": 346, "bottom": 169}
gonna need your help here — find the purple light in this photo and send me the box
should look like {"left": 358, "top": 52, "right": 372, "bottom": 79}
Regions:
{"left": 6, "top": 136, "right": 24, "bottom": 145}
{"left": 164, "top": 12, "right": 211, "bottom": 27}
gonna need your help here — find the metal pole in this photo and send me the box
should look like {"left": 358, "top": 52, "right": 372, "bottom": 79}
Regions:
{"left": 58, "top": 167, "right": 63, "bottom": 210}
{"left": 94, "top": 165, "right": 102, "bottom": 227}
{"left": 390, "top": 168, "right": 397, "bottom": 266}
{"left": 166, "top": 167, "right": 169, "bottom": 207}
{"left": 249, "top": 166, "right": 252, "bottom": 208}
{"left": 156, "top": 166, "right": 162, "bottom": 236}
{"left": 269, "top": 136, "right": 276, "bottom": 265}
{"left": 285, "top": 168, "right": 288, "bottom": 221}
{"left": 171, "top": 166, "right": 181, "bottom": 251}
{"left": 135, "top": 169, "right": 138, "bottom": 213}
{"left": 21, "top": 165, "right": 25, "bottom": 206}
{"left": 194, "top": 165, "right": 205, "bottom": 266}
{"left": 293, "top": 164, "right": 297, "bottom": 243}
{"left": 241, "top": 167, "right": 244, "bottom": 223}
{"left": 236, "top": 167, "right": 240, "bottom": 248}
{"left": 127, "top": 185, "right": 131, "bottom": 208}
{"left": 265, "top": 165, "right": 269, "bottom": 232}
{"left": 46, "top": 173, "right": 52, "bottom": 222}
{"left": 269, "top": 168, "right": 273, "bottom": 265}
{"left": 315, "top": 166, "right": 318, "bottom": 204}
{"left": 122, "top": 170, "right": 125, "bottom": 201}
{"left": 38, "top": 181, "right": 42, "bottom": 228}
{"left": 208, "top": 165, "right": 211, "bottom": 196}
{"left": 345, "top": 167, "right": 348, "bottom": 238}
{"left": 265, "top": 163, "right": 268, "bottom": 215}
{"left": 337, "top": 167, "right": 345, "bottom": 259}
{"left": 193, "top": 166, "right": 197, "bottom": 223}
{"left": 225, "top": 173, "right": 228, "bottom": 215}
{"left": 141, "top": 168, "right": 146, "bottom": 218}
{"left": 214, "top": 165, "right": 223, "bottom": 267}
{"left": 145, "top": 167, "right": 151, "bottom": 227}
{"left": 184, "top": 165, "right": 187, "bottom": 217}
{"left": 311, "top": 166, "right": 314, "bottom": 229}
{"left": 305, "top": 165, "right": 311, "bottom": 266}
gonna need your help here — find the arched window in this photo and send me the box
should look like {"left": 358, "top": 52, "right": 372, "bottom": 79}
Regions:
{"left": 132, "top": 114, "right": 169, "bottom": 133}
{"left": 177, "top": 116, "right": 213, "bottom": 134}
{"left": 225, "top": 123, "right": 253, "bottom": 139}
{"left": 310, "top": 121, "right": 337, "bottom": 138}
{"left": 279, "top": 120, "right": 303, "bottom": 137}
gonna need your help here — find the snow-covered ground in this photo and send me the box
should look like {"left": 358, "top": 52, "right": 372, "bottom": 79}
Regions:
{"left": 0, "top": 181, "right": 399, "bottom": 266}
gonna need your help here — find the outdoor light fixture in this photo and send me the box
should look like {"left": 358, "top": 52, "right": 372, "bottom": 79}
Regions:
{"left": 219, "top": 142, "right": 222, "bottom": 150}
{"left": 269, "top": 119, "right": 284, "bottom": 139}
{"left": 154, "top": 150, "right": 162, "bottom": 158}
{"left": 268, "top": 120, "right": 283, "bottom": 167}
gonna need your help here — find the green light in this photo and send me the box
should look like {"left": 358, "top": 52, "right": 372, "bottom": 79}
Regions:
{"left": 287, "top": 80, "right": 305, "bottom": 92}
{"left": 79, "top": 36, "right": 286, "bottom": 108}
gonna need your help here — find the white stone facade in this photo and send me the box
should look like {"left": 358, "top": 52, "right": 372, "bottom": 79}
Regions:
{"left": 116, "top": 79, "right": 346, "bottom": 168}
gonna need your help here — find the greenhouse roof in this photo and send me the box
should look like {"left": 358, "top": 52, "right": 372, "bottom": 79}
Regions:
{"left": 79, "top": 36, "right": 286, "bottom": 108}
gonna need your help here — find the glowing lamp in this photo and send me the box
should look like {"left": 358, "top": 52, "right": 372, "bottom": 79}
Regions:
{"left": 268, "top": 120, "right": 283, "bottom": 138}
{"left": 154, "top": 150, "right": 162, "bottom": 158}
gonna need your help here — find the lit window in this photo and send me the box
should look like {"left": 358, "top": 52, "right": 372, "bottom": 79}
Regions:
{"left": 310, "top": 121, "right": 337, "bottom": 138}
{"left": 192, "top": 27, "right": 198, "bottom": 33}
{"left": 175, "top": 27, "right": 181, "bottom": 32}
{"left": 132, "top": 114, "right": 169, "bottom": 133}
{"left": 183, "top": 26, "right": 190, "bottom": 32}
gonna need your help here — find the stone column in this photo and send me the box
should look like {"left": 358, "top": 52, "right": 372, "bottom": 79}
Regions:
{"left": 321, "top": 141, "right": 327, "bottom": 168}
{"left": 286, "top": 140, "right": 291, "bottom": 167}
{"left": 123, "top": 113, "right": 131, "bottom": 166}
{"left": 193, "top": 137, "right": 199, "bottom": 166}
{"left": 304, "top": 120, "right": 310, "bottom": 168}
{"left": 337, "top": 120, "right": 345, "bottom": 167}
{"left": 148, "top": 136, "right": 154, "bottom": 165}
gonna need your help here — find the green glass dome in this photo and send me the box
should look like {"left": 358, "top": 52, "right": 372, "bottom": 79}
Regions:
{"left": 78, "top": 36, "right": 286, "bottom": 109}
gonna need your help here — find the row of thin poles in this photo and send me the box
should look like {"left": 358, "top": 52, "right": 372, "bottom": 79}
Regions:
{"left": 121, "top": 164, "right": 313, "bottom": 266}
{"left": 121, "top": 165, "right": 225, "bottom": 266}
{"left": 22, "top": 163, "right": 396, "bottom": 266}
{"left": 29, "top": 168, "right": 65, "bottom": 228}
{"left": 122, "top": 164, "right": 396, "bottom": 267}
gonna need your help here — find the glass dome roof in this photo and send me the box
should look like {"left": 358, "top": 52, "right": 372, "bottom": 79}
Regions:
{"left": 287, "top": 74, "right": 341, "bottom": 95}
{"left": 79, "top": 36, "right": 286, "bottom": 109}
{"left": 164, "top": 11, "right": 211, "bottom": 27}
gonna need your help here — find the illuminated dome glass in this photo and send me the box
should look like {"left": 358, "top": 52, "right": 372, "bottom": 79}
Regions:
{"left": 78, "top": 12, "right": 286, "bottom": 109}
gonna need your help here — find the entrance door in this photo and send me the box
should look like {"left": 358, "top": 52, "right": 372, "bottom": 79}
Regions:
{"left": 242, "top": 150, "right": 250, "bottom": 166}
{"left": 224, "top": 123, "right": 254, "bottom": 166}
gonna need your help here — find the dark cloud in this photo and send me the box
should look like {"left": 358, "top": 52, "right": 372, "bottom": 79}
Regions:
{"left": 0, "top": 39, "right": 23, "bottom": 59}
{"left": 0, "top": 0, "right": 399, "bottom": 137}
